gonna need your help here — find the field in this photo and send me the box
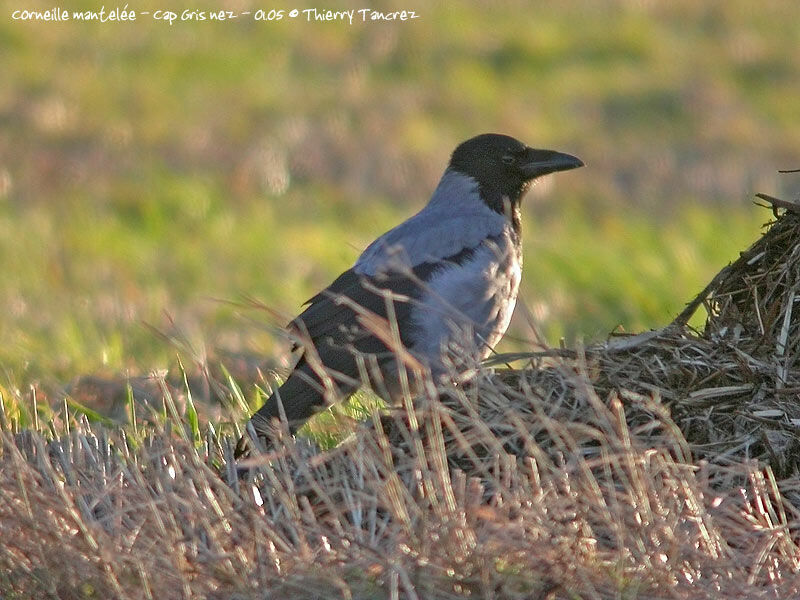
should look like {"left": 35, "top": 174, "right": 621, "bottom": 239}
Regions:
{"left": 2, "top": 0, "right": 800, "bottom": 597}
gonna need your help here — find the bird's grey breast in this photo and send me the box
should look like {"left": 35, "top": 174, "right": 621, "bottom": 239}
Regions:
{"left": 408, "top": 227, "right": 522, "bottom": 367}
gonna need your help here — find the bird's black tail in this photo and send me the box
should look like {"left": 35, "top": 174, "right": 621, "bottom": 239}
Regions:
{"left": 234, "top": 361, "right": 350, "bottom": 458}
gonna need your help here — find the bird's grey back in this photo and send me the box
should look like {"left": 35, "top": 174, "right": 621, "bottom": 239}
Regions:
{"left": 354, "top": 171, "right": 508, "bottom": 276}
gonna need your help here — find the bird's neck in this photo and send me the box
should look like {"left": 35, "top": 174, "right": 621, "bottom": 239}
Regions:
{"left": 482, "top": 190, "right": 523, "bottom": 239}
{"left": 431, "top": 170, "right": 524, "bottom": 238}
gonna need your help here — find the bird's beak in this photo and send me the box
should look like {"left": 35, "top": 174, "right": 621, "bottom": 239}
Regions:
{"left": 520, "top": 148, "right": 584, "bottom": 179}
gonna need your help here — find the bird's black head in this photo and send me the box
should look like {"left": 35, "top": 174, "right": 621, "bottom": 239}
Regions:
{"left": 448, "top": 133, "right": 584, "bottom": 214}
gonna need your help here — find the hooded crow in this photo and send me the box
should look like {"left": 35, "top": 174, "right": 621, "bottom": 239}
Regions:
{"left": 236, "top": 133, "right": 583, "bottom": 456}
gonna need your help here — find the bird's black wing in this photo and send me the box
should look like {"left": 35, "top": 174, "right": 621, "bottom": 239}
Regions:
{"left": 290, "top": 240, "right": 481, "bottom": 357}
{"left": 239, "top": 266, "right": 435, "bottom": 439}
{"left": 289, "top": 267, "right": 423, "bottom": 355}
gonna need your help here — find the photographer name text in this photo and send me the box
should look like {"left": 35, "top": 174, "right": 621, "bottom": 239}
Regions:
{"left": 10, "top": 5, "right": 420, "bottom": 24}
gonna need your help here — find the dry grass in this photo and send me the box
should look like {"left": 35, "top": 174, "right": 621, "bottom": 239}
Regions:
{"left": 3, "top": 198, "right": 800, "bottom": 599}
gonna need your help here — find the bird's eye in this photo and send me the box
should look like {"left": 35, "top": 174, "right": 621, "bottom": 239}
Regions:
{"left": 502, "top": 154, "right": 516, "bottom": 165}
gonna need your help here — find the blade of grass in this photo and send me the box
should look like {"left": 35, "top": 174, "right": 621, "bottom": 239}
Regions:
{"left": 126, "top": 381, "right": 138, "bottom": 439}
{"left": 177, "top": 357, "right": 201, "bottom": 447}
{"left": 156, "top": 373, "right": 188, "bottom": 442}
{"left": 65, "top": 397, "right": 115, "bottom": 428}
{"left": 0, "top": 389, "right": 8, "bottom": 432}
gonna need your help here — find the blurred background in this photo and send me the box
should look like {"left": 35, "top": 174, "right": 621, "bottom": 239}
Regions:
{"left": 1, "top": 0, "right": 798, "bottom": 393}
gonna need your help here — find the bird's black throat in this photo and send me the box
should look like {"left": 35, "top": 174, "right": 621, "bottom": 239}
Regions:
{"left": 477, "top": 180, "right": 528, "bottom": 239}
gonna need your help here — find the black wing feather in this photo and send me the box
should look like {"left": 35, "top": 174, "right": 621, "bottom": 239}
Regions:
{"left": 289, "top": 268, "right": 422, "bottom": 355}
